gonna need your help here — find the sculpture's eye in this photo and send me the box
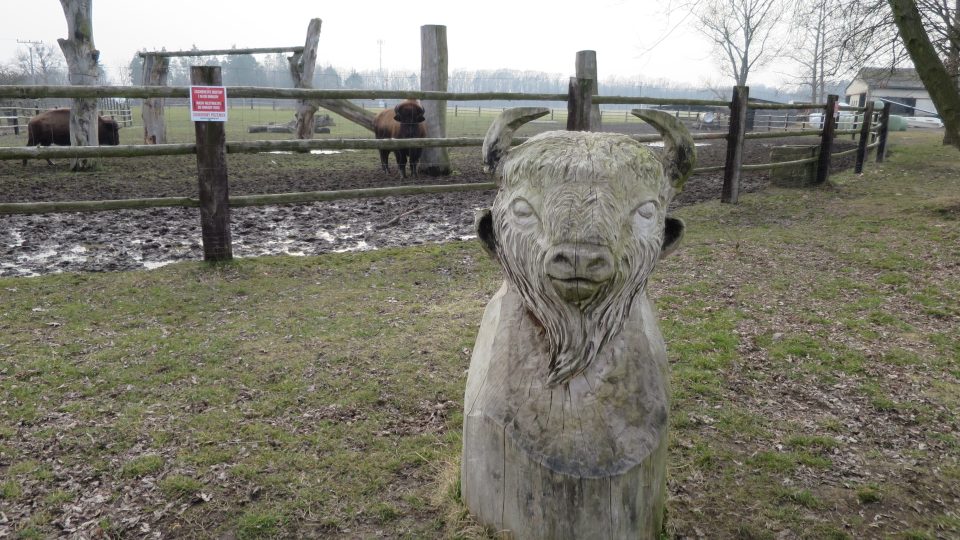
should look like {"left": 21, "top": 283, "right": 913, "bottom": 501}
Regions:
{"left": 510, "top": 198, "right": 538, "bottom": 225}
{"left": 633, "top": 201, "right": 658, "bottom": 229}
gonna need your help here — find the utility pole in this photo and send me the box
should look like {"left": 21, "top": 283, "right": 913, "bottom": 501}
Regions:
{"left": 17, "top": 39, "right": 43, "bottom": 84}
{"left": 377, "top": 39, "right": 384, "bottom": 89}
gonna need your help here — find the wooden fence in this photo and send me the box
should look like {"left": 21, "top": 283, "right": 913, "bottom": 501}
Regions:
{"left": 0, "top": 76, "right": 889, "bottom": 263}
{"left": 0, "top": 98, "right": 134, "bottom": 136}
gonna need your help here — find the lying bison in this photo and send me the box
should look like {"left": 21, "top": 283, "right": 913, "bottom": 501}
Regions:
{"left": 461, "top": 108, "right": 695, "bottom": 538}
{"left": 373, "top": 99, "right": 426, "bottom": 178}
{"left": 23, "top": 108, "right": 121, "bottom": 165}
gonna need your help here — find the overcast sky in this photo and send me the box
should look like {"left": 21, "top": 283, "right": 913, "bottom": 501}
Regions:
{"left": 0, "top": 0, "right": 793, "bottom": 87}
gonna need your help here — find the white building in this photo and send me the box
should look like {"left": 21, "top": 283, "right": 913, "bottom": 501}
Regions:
{"left": 845, "top": 67, "right": 938, "bottom": 117}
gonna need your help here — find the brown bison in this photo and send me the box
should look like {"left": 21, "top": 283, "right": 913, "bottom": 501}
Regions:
{"left": 23, "top": 108, "right": 121, "bottom": 165}
{"left": 373, "top": 99, "right": 426, "bottom": 178}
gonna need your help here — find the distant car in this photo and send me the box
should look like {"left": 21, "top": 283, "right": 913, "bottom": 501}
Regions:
{"left": 904, "top": 116, "right": 944, "bottom": 129}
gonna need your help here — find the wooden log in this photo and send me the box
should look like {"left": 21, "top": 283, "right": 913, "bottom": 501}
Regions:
{"left": 0, "top": 182, "right": 498, "bottom": 216}
{"left": 462, "top": 111, "right": 694, "bottom": 537}
{"left": 314, "top": 99, "right": 375, "bottom": 132}
{"left": 815, "top": 94, "right": 839, "bottom": 185}
{"left": 57, "top": 0, "right": 100, "bottom": 172}
{"left": 575, "top": 50, "right": 601, "bottom": 130}
{"left": 566, "top": 77, "right": 593, "bottom": 131}
{"left": 289, "top": 18, "right": 322, "bottom": 139}
{"left": 0, "top": 85, "right": 569, "bottom": 102}
{"left": 876, "top": 102, "right": 892, "bottom": 163}
{"left": 0, "top": 197, "right": 199, "bottom": 215}
{"left": 0, "top": 136, "right": 530, "bottom": 162}
{"left": 855, "top": 102, "right": 875, "bottom": 173}
{"left": 462, "top": 287, "right": 669, "bottom": 539}
{"left": 594, "top": 96, "right": 729, "bottom": 106}
{"left": 744, "top": 129, "right": 822, "bottom": 140}
{"left": 722, "top": 86, "right": 749, "bottom": 204}
{"left": 0, "top": 143, "right": 196, "bottom": 161}
{"left": 141, "top": 54, "right": 169, "bottom": 144}
{"left": 226, "top": 136, "right": 502, "bottom": 154}
{"left": 191, "top": 66, "right": 232, "bottom": 262}
{"left": 139, "top": 46, "right": 304, "bottom": 58}
{"left": 247, "top": 124, "right": 293, "bottom": 134}
{"left": 420, "top": 24, "right": 451, "bottom": 176}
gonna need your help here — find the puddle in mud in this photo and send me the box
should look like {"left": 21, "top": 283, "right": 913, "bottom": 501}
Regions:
{"left": 0, "top": 191, "right": 495, "bottom": 277}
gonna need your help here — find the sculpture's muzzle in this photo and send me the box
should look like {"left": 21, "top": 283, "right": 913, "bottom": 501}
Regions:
{"left": 545, "top": 242, "right": 614, "bottom": 303}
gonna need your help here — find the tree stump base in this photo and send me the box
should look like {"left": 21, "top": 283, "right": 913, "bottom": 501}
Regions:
{"left": 461, "top": 285, "right": 668, "bottom": 539}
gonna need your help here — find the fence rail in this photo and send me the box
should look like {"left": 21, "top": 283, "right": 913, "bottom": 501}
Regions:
{"left": 0, "top": 78, "right": 891, "bottom": 267}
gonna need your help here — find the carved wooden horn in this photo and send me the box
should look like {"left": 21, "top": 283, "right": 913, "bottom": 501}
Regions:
{"left": 482, "top": 107, "right": 550, "bottom": 175}
{"left": 630, "top": 109, "right": 696, "bottom": 190}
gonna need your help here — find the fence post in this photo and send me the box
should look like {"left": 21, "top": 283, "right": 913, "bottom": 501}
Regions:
{"left": 815, "top": 94, "right": 839, "bottom": 185}
{"left": 722, "top": 86, "right": 749, "bottom": 204}
{"left": 191, "top": 66, "right": 232, "bottom": 262}
{"left": 875, "top": 102, "right": 892, "bottom": 163}
{"left": 420, "top": 24, "right": 451, "bottom": 176}
{"left": 575, "top": 50, "right": 601, "bottom": 130}
{"left": 854, "top": 102, "right": 875, "bottom": 174}
{"left": 142, "top": 54, "right": 169, "bottom": 144}
{"left": 566, "top": 77, "right": 592, "bottom": 131}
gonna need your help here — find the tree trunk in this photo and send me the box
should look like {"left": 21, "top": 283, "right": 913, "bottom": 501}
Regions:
{"left": 942, "top": 0, "right": 959, "bottom": 146}
{"left": 289, "top": 18, "right": 321, "bottom": 139}
{"left": 419, "top": 24, "right": 451, "bottom": 176}
{"left": 141, "top": 54, "right": 169, "bottom": 144}
{"left": 462, "top": 285, "right": 668, "bottom": 539}
{"left": 888, "top": 0, "right": 960, "bottom": 150}
{"left": 57, "top": 0, "right": 100, "bottom": 171}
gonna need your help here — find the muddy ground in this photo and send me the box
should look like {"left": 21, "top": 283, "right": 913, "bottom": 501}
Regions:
{"left": 0, "top": 128, "right": 858, "bottom": 277}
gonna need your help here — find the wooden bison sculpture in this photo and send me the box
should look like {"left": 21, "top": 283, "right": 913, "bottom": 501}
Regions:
{"left": 373, "top": 99, "right": 426, "bottom": 178}
{"left": 461, "top": 108, "right": 695, "bottom": 539}
{"left": 23, "top": 108, "right": 120, "bottom": 165}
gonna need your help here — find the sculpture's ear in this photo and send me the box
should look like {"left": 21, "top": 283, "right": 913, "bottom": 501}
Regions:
{"left": 475, "top": 208, "right": 498, "bottom": 259}
{"left": 660, "top": 216, "right": 684, "bottom": 259}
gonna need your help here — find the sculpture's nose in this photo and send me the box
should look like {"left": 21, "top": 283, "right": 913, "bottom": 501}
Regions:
{"left": 545, "top": 243, "right": 614, "bottom": 302}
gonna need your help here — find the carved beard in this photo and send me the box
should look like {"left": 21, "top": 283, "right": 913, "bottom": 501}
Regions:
{"left": 498, "top": 223, "right": 663, "bottom": 387}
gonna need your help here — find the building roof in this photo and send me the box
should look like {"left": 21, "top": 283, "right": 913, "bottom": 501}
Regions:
{"left": 850, "top": 67, "right": 925, "bottom": 91}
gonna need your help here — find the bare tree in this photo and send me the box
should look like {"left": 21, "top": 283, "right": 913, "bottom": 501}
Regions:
{"left": 695, "top": 0, "right": 790, "bottom": 86}
{"left": 0, "top": 64, "right": 26, "bottom": 85}
{"left": 16, "top": 43, "right": 66, "bottom": 85}
{"left": 788, "top": 0, "right": 864, "bottom": 102}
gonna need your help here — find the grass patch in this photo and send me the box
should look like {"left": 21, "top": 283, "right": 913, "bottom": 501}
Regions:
{"left": 1, "top": 131, "right": 958, "bottom": 538}
{"left": 236, "top": 511, "right": 282, "bottom": 539}
{"left": 856, "top": 485, "right": 882, "bottom": 504}
{"left": 0, "top": 480, "right": 22, "bottom": 500}
{"left": 120, "top": 454, "right": 165, "bottom": 478}
{"left": 158, "top": 475, "right": 203, "bottom": 498}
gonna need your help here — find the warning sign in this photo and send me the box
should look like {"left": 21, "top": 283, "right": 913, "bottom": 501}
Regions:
{"left": 190, "top": 86, "right": 228, "bottom": 122}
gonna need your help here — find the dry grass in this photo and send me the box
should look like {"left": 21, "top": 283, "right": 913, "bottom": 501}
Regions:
{"left": 1, "top": 130, "right": 957, "bottom": 538}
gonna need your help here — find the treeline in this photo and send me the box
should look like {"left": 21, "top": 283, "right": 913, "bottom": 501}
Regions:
{"left": 1, "top": 46, "right": 839, "bottom": 105}
{"left": 125, "top": 51, "right": 830, "bottom": 103}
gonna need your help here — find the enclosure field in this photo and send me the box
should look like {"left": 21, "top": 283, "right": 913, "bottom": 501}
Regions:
{"left": 0, "top": 119, "right": 858, "bottom": 277}
{"left": 1, "top": 132, "right": 956, "bottom": 538}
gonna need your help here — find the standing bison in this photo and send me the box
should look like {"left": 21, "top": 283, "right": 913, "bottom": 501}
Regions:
{"left": 23, "top": 108, "right": 121, "bottom": 165}
{"left": 373, "top": 99, "right": 426, "bottom": 178}
{"left": 461, "top": 108, "right": 695, "bottom": 538}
